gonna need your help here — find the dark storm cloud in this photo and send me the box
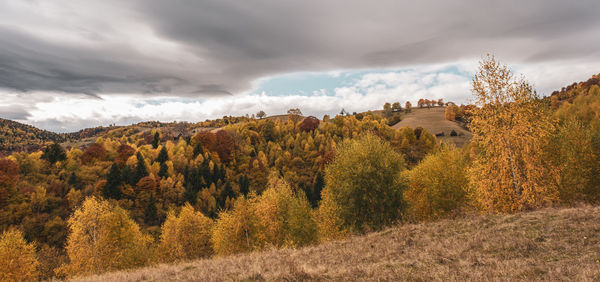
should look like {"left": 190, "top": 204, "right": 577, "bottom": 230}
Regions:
{"left": 1, "top": 0, "right": 599, "bottom": 104}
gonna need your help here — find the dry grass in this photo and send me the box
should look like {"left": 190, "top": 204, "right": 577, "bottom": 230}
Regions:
{"left": 392, "top": 107, "right": 472, "bottom": 147}
{"left": 72, "top": 205, "right": 600, "bottom": 281}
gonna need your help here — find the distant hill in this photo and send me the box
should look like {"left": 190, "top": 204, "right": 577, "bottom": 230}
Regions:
{"left": 0, "top": 118, "right": 65, "bottom": 154}
{"left": 547, "top": 73, "right": 600, "bottom": 109}
{"left": 391, "top": 107, "right": 472, "bottom": 147}
{"left": 74, "top": 206, "right": 600, "bottom": 281}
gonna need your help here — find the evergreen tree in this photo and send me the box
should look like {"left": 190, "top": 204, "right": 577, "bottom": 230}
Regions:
{"left": 156, "top": 146, "right": 169, "bottom": 163}
{"left": 144, "top": 193, "right": 158, "bottom": 226}
{"left": 311, "top": 171, "right": 325, "bottom": 207}
{"left": 103, "top": 163, "right": 122, "bottom": 200}
{"left": 68, "top": 172, "right": 81, "bottom": 190}
{"left": 158, "top": 162, "right": 169, "bottom": 179}
{"left": 183, "top": 184, "right": 198, "bottom": 205}
{"left": 133, "top": 152, "right": 148, "bottom": 185}
{"left": 239, "top": 175, "right": 250, "bottom": 197}
{"left": 193, "top": 143, "right": 204, "bottom": 158}
{"left": 220, "top": 181, "right": 234, "bottom": 208}
{"left": 41, "top": 143, "right": 66, "bottom": 164}
{"left": 151, "top": 132, "right": 160, "bottom": 149}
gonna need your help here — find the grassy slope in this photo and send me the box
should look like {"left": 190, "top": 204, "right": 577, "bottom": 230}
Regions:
{"left": 74, "top": 206, "right": 600, "bottom": 281}
{"left": 392, "top": 107, "right": 472, "bottom": 147}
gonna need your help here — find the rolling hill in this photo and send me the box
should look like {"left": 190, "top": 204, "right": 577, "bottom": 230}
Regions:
{"left": 0, "top": 118, "right": 65, "bottom": 155}
{"left": 392, "top": 107, "right": 472, "bottom": 147}
{"left": 73, "top": 205, "right": 600, "bottom": 281}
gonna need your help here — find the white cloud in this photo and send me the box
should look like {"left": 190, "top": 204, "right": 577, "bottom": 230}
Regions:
{"left": 8, "top": 58, "right": 600, "bottom": 132}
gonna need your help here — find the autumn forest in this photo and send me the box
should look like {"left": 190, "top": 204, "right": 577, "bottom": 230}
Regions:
{"left": 1, "top": 56, "right": 600, "bottom": 280}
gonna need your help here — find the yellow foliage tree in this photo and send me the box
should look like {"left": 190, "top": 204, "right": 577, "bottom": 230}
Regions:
{"left": 252, "top": 174, "right": 317, "bottom": 248}
{"left": 317, "top": 134, "right": 406, "bottom": 236}
{"left": 469, "top": 55, "right": 559, "bottom": 213}
{"left": 211, "top": 197, "right": 260, "bottom": 256}
{"left": 404, "top": 146, "right": 471, "bottom": 221}
{"left": 158, "top": 204, "right": 213, "bottom": 262}
{"left": 59, "top": 197, "right": 153, "bottom": 277}
{"left": 212, "top": 175, "right": 317, "bottom": 255}
{"left": 0, "top": 229, "right": 39, "bottom": 282}
{"left": 549, "top": 85, "right": 600, "bottom": 203}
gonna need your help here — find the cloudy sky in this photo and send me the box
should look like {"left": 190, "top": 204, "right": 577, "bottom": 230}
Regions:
{"left": 1, "top": 0, "right": 600, "bottom": 132}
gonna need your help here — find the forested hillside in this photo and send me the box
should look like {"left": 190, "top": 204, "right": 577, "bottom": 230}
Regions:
{"left": 0, "top": 119, "right": 64, "bottom": 155}
{"left": 547, "top": 73, "right": 600, "bottom": 109}
{"left": 0, "top": 56, "right": 599, "bottom": 280}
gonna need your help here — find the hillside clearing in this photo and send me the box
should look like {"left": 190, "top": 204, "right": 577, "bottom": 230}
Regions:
{"left": 73, "top": 205, "right": 600, "bottom": 281}
{"left": 392, "top": 107, "right": 472, "bottom": 147}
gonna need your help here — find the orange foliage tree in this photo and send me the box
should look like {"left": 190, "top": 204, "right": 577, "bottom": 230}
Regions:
{"left": 469, "top": 55, "right": 559, "bottom": 213}
{"left": 0, "top": 229, "right": 39, "bottom": 281}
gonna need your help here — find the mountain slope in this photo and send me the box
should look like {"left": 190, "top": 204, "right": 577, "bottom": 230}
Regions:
{"left": 0, "top": 118, "right": 64, "bottom": 154}
{"left": 74, "top": 206, "right": 600, "bottom": 281}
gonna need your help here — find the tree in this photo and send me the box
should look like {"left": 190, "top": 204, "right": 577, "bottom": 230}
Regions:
{"left": 549, "top": 86, "right": 600, "bottom": 203}
{"left": 405, "top": 101, "right": 412, "bottom": 113}
{"left": 392, "top": 102, "right": 402, "bottom": 112}
{"left": 437, "top": 98, "right": 444, "bottom": 106}
{"left": 298, "top": 116, "right": 320, "bottom": 132}
{"left": 156, "top": 146, "right": 169, "bottom": 163}
{"left": 317, "top": 134, "right": 406, "bottom": 237}
{"left": 132, "top": 152, "right": 148, "bottom": 186}
{"left": 252, "top": 175, "right": 317, "bottom": 248}
{"left": 287, "top": 108, "right": 303, "bottom": 124}
{"left": 193, "top": 143, "right": 204, "bottom": 158}
{"left": 383, "top": 102, "right": 392, "bottom": 117}
{"left": 310, "top": 171, "right": 325, "bottom": 208}
{"left": 41, "top": 143, "right": 66, "bottom": 164}
{"left": 0, "top": 229, "right": 39, "bottom": 282}
{"left": 115, "top": 144, "right": 135, "bottom": 166}
{"left": 158, "top": 162, "right": 169, "bottom": 179}
{"left": 59, "top": 197, "right": 152, "bottom": 276}
{"left": 256, "top": 110, "right": 266, "bottom": 119}
{"left": 0, "top": 159, "right": 19, "bottom": 193}
{"left": 103, "top": 163, "right": 122, "bottom": 200}
{"left": 212, "top": 197, "right": 260, "bottom": 256}
{"left": 469, "top": 55, "right": 559, "bottom": 213}
{"left": 81, "top": 143, "right": 107, "bottom": 164}
{"left": 152, "top": 132, "right": 160, "bottom": 149}
{"left": 445, "top": 104, "right": 460, "bottom": 121}
{"left": 144, "top": 193, "right": 158, "bottom": 226}
{"left": 158, "top": 204, "right": 213, "bottom": 262}
{"left": 215, "top": 130, "right": 234, "bottom": 163}
{"left": 287, "top": 108, "right": 302, "bottom": 116}
{"left": 417, "top": 99, "right": 425, "bottom": 108}
{"left": 404, "top": 147, "right": 470, "bottom": 221}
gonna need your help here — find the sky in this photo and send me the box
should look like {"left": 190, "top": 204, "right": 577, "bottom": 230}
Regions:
{"left": 1, "top": 1, "right": 600, "bottom": 132}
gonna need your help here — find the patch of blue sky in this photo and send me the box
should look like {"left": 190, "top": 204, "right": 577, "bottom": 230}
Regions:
{"left": 250, "top": 64, "right": 473, "bottom": 97}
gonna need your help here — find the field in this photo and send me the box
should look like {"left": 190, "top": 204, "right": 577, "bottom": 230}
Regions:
{"left": 392, "top": 107, "right": 472, "bottom": 147}
{"left": 73, "top": 205, "right": 600, "bottom": 281}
